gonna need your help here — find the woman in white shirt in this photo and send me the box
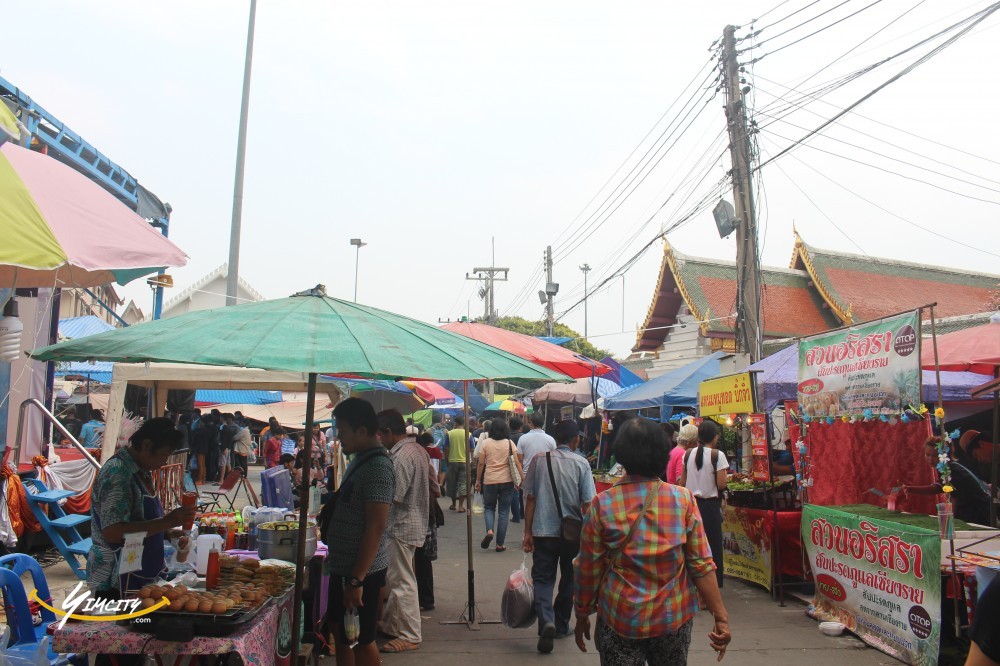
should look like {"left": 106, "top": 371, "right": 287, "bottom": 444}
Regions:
{"left": 680, "top": 419, "right": 728, "bottom": 587}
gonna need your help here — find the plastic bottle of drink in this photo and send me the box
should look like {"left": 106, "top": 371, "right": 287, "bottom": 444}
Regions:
{"left": 225, "top": 514, "right": 237, "bottom": 550}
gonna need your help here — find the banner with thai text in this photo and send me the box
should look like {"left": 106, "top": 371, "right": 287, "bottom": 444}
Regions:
{"left": 798, "top": 310, "right": 921, "bottom": 418}
{"left": 722, "top": 505, "right": 772, "bottom": 591}
{"left": 699, "top": 372, "right": 755, "bottom": 417}
{"left": 802, "top": 504, "right": 941, "bottom": 666}
{"left": 747, "top": 413, "right": 769, "bottom": 481}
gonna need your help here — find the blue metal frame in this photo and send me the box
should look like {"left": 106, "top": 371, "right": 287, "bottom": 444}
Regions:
{"left": 1, "top": 74, "right": 171, "bottom": 319}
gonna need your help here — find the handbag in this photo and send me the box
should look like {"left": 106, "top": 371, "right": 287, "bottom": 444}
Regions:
{"left": 507, "top": 440, "right": 522, "bottom": 487}
{"left": 546, "top": 452, "right": 582, "bottom": 543}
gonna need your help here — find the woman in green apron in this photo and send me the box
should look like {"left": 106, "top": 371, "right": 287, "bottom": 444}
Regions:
{"left": 88, "top": 417, "right": 196, "bottom": 597}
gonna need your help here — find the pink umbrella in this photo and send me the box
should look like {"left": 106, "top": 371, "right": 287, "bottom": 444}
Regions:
{"left": 0, "top": 143, "right": 187, "bottom": 287}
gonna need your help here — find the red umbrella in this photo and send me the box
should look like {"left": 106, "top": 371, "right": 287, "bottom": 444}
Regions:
{"left": 441, "top": 322, "right": 611, "bottom": 379}
{"left": 920, "top": 317, "right": 1000, "bottom": 526}
{"left": 400, "top": 380, "right": 461, "bottom": 406}
{"left": 920, "top": 320, "right": 1000, "bottom": 375}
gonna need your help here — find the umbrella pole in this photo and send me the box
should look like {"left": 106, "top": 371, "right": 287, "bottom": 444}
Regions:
{"left": 464, "top": 380, "right": 477, "bottom": 628}
{"left": 290, "top": 372, "right": 317, "bottom": 665}
{"left": 992, "top": 370, "right": 999, "bottom": 527}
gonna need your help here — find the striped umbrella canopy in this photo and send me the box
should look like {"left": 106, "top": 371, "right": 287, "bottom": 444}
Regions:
{"left": 0, "top": 142, "right": 186, "bottom": 287}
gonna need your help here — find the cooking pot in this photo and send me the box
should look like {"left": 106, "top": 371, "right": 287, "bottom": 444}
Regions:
{"left": 257, "top": 520, "right": 317, "bottom": 562}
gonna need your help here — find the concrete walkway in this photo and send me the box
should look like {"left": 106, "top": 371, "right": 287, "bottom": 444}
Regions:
{"left": 25, "top": 474, "right": 899, "bottom": 664}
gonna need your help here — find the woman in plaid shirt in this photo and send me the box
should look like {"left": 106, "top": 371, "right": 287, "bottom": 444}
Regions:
{"left": 573, "top": 418, "right": 732, "bottom": 664}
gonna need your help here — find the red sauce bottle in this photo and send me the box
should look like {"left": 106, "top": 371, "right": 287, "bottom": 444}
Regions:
{"left": 206, "top": 543, "right": 220, "bottom": 591}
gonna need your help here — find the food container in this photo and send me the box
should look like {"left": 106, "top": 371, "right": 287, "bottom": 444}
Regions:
{"left": 257, "top": 521, "right": 317, "bottom": 562}
{"left": 819, "top": 621, "right": 845, "bottom": 637}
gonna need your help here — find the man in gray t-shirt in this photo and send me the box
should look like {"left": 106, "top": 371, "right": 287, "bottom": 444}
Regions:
{"left": 522, "top": 420, "right": 595, "bottom": 654}
{"left": 517, "top": 412, "right": 556, "bottom": 475}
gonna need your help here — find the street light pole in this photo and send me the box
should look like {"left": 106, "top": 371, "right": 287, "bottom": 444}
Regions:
{"left": 579, "top": 263, "right": 591, "bottom": 339}
{"left": 226, "top": 0, "right": 258, "bottom": 306}
{"left": 350, "top": 238, "right": 366, "bottom": 302}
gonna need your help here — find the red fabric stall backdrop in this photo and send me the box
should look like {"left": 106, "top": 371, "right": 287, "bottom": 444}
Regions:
{"left": 804, "top": 419, "right": 935, "bottom": 514}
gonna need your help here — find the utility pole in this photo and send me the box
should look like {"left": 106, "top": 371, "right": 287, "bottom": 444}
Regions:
{"left": 539, "top": 245, "right": 557, "bottom": 337}
{"left": 465, "top": 266, "right": 508, "bottom": 324}
{"left": 722, "top": 24, "right": 763, "bottom": 362}
{"left": 579, "top": 263, "right": 591, "bottom": 339}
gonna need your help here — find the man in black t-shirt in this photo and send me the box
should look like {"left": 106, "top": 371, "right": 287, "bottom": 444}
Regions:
{"left": 967, "top": 578, "right": 1000, "bottom": 665}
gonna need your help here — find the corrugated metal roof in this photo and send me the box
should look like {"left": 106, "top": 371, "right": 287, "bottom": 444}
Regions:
{"left": 58, "top": 316, "right": 115, "bottom": 340}
{"left": 194, "top": 390, "right": 284, "bottom": 406}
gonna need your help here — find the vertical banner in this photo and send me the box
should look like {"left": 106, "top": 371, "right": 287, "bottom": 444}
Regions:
{"left": 798, "top": 310, "right": 921, "bottom": 418}
{"left": 747, "top": 413, "right": 769, "bottom": 481}
{"left": 722, "top": 505, "right": 773, "bottom": 590}
{"left": 802, "top": 505, "right": 941, "bottom": 666}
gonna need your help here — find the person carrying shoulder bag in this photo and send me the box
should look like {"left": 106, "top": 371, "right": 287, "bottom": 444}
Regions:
{"left": 523, "top": 420, "right": 595, "bottom": 654}
{"left": 475, "top": 420, "right": 524, "bottom": 552}
{"left": 679, "top": 419, "right": 728, "bottom": 588}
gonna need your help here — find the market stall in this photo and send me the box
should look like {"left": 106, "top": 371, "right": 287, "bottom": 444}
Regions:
{"left": 795, "top": 308, "right": 999, "bottom": 666}
{"left": 30, "top": 288, "right": 569, "bottom": 665}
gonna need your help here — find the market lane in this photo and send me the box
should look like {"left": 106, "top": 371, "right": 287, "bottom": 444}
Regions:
{"left": 27, "top": 475, "right": 898, "bottom": 664}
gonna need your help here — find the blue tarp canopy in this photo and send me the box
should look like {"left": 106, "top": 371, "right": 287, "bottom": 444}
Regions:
{"left": 748, "top": 343, "right": 994, "bottom": 413}
{"left": 537, "top": 336, "right": 572, "bottom": 346}
{"left": 599, "top": 356, "right": 645, "bottom": 388}
{"left": 437, "top": 381, "right": 491, "bottom": 414}
{"left": 55, "top": 317, "right": 118, "bottom": 383}
{"left": 604, "top": 352, "right": 725, "bottom": 411}
{"left": 195, "top": 389, "right": 283, "bottom": 405}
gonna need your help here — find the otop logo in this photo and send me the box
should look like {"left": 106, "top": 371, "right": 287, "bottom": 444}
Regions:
{"left": 31, "top": 582, "right": 168, "bottom": 630}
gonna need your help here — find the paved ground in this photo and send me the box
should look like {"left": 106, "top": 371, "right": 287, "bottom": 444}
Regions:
{"left": 25, "top": 472, "right": 902, "bottom": 664}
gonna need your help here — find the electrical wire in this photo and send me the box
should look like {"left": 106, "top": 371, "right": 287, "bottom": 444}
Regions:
{"left": 749, "top": 0, "right": 861, "bottom": 50}
{"left": 757, "top": 110, "right": 1000, "bottom": 195}
{"left": 767, "top": 153, "right": 871, "bottom": 256}
{"left": 765, "top": 128, "right": 1000, "bottom": 205}
{"left": 552, "top": 66, "right": 723, "bottom": 264}
{"left": 757, "top": 1, "right": 1000, "bottom": 172}
{"left": 754, "top": 77, "right": 996, "bottom": 184}
{"left": 749, "top": 0, "right": 889, "bottom": 63}
{"left": 781, "top": 148, "right": 1000, "bottom": 259}
{"left": 748, "top": 0, "right": 824, "bottom": 35}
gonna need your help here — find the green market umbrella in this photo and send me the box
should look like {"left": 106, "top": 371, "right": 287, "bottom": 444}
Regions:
{"left": 30, "top": 286, "right": 567, "bottom": 649}
{"left": 30, "top": 287, "right": 566, "bottom": 382}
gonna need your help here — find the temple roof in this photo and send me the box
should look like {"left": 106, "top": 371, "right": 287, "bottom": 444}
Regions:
{"left": 633, "top": 233, "right": 999, "bottom": 353}
{"left": 789, "top": 232, "right": 998, "bottom": 324}
{"left": 633, "top": 240, "right": 838, "bottom": 352}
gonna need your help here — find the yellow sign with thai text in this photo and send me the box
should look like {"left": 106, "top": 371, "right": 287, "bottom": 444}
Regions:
{"left": 699, "top": 372, "right": 754, "bottom": 416}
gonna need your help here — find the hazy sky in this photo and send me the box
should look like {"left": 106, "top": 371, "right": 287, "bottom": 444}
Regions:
{"left": 4, "top": 1, "right": 997, "bottom": 357}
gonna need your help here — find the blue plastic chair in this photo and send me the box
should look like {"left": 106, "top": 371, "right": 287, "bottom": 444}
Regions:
{"left": 0, "top": 554, "right": 56, "bottom": 644}
{"left": 0, "top": 556, "right": 75, "bottom": 665}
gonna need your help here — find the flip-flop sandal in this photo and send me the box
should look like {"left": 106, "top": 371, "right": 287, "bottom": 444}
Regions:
{"left": 380, "top": 639, "right": 420, "bottom": 653}
{"left": 448, "top": 506, "right": 457, "bottom": 511}
{"left": 481, "top": 533, "right": 494, "bottom": 549}
{"left": 495, "top": 545, "right": 507, "bottom": 552}
{"left": 457, "top": 508, "right": 466, "bottom": 513}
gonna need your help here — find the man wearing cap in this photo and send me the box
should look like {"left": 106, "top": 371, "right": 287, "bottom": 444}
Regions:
{"left": 522, "top": 420, "right": 596, "bottom": 653}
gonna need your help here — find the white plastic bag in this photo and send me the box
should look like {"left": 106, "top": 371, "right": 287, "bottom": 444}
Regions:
{"left": 501, "top": 557, "right": 536, "bottom": 628}
{"left": 471, "top": 493, "right": 485, "bottom": 515}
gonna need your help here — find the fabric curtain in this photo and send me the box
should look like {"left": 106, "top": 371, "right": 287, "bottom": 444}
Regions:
{"left": 805, "top": 420, "right": 935, "bottom": 514}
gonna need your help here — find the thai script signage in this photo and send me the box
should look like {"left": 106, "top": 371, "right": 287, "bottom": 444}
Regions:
{"left": 722, "top": 505, "right": 772, "bottom": 590}
{"left": 802, "top": 505, "right": 941, "bottom": 665}
{"left": 699, "top": 372, "right": 755, "bottom": 417}
{"left": 798, "top": 311, "right": 921, "bottom": 418}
